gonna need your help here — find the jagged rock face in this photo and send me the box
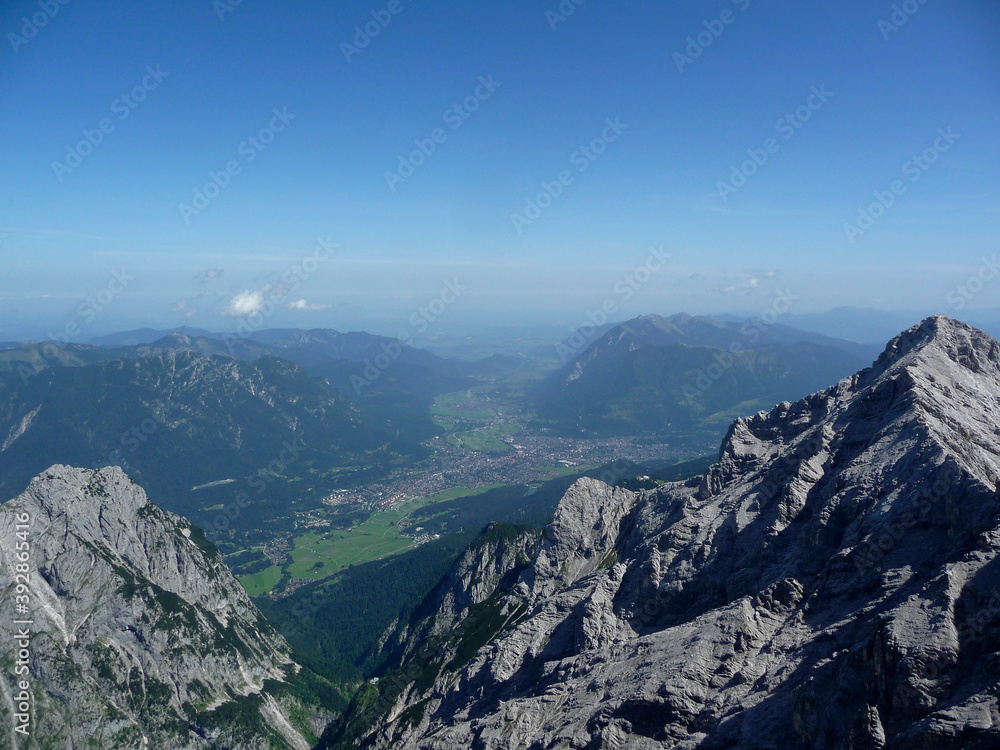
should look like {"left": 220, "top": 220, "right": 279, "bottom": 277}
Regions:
{"left": 352, "top": 316, "right": 1000, "bottom": 750}
{"left": 526, "top": 478, "right": 636, "bottom": 600}
{"left": 0, "top": 465, "right": 318, "bottom": 750}
{"left": 380, "top": 523, "right": 543, "bottom": 669}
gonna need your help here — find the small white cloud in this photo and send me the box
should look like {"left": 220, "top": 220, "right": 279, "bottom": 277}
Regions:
{"left": 171, "top": 298, "right": 199, "bottom": 318}
{"left": 287, "top": 299, "right": 331, "bottom": 311}
{"left": 222, "top": 290, "right": 265, "bottom": 317}
{"left": 198, "top": 268, "right": 224, "bottom": 283}
{"left": 722, "top": 277, "right": 761, "bottom": 294}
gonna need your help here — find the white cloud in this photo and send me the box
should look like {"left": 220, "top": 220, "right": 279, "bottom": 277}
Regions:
{"left": 287, "top": 298, "right": 331, "bottom": 311}
{"left": 198, "top": 267, "right": 224, "bottom": 283}
{"left": 221, "top": 290, "right": 265, "bottom": 317}
{"left": 722, "top": 277, "right": 761, "bottom": 294}
{"left": 171, "top": 298, "right": 199, "bottom": 318}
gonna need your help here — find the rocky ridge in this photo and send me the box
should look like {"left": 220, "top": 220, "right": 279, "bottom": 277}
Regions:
{"left": 340, "top": 316, "right": 1000, "bottom": 749}
{"left": 0, "top": 465, "right": 331, "bottom": 749}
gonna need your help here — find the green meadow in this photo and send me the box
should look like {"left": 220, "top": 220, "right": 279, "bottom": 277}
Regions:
{"left": 238, "top": 485, "right": 503, "bottom": 595}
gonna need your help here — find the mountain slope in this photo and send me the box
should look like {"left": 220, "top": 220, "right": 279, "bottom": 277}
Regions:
{"left": 114, "top": 327, "right": 472, "bottom": 437}
{"left": 0, "top": 350, "right": 382, "bottom": 534}
{"left": 336, "top": 316, "right": 1000, "bottom": 749}
{"left": 88, "top": 326, "right": 224, "bottom": 347}
{"left": 552, "top": 313, "right": 877, "bottom": 380}
{"left": 0, "top": 341, "right": 120, "bottom": 377}
{"left": 534, "top": 314, "right": 871, "bottom": 444}
{"left": 124, "top": 332, "right": 282, "bottom": 361}
{"left": 0, "top": 465, "right": 335, "bottom": 749}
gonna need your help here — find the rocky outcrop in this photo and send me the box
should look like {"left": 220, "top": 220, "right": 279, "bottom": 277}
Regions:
{"left": 340, "top": 316, "right": 1000, "bottom": 749}
{"left": 381, "top": 522, "right": 542, "bottom": 668}
{"left": 0, "top": 465, "right": 329, "bottom": 749}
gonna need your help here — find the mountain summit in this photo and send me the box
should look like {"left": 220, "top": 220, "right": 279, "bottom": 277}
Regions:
{"left": 335, "top": 316, "right": 1000, "bottom": 749}
{"left": 533, "top": 312, "right": 874, "bottom": 443}
{"left": 0, "top": 465, "right": 331, "bottom": 749}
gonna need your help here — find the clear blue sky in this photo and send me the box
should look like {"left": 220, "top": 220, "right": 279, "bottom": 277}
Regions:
{"left": 1, "top": 0, "right": 998, "bottom": 339}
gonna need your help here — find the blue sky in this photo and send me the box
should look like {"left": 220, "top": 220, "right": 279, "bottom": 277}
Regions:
{"left": 1, "top": 0, "right": 998, "bottom": 339}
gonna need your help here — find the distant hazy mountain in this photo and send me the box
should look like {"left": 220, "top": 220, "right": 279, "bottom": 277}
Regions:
{"left": 558, "top": 312, "right": 879, "bottom": 361}
{"left": 0, "top": 465, "right": 334, "bottom": 748}
{"left": 244, "top": 328, "right": 461, "bottom": 381}
{"left": 0, "top": 341, "right": 120, "bottom": 377}
{"left": 532, "top": 313, "right": 872, "bottom": 445}
{"left": 88, "top": 325, "right": 224, "bottom": 346}
{"left": 125, "top": 331, "right": 282, "bottom": 361}
{"left": 0, "top": 350, "right": 389, "bottom": 531}
{"left": 750, "top": 307, "right": 929, "bottom": 344}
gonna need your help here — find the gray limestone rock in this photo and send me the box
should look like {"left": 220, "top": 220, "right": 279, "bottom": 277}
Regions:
{"left": 0, "top": 465, "right": 325, "bottom": 749}
{"left": 347, "top": 316, "right": 1000, "bottom": 750}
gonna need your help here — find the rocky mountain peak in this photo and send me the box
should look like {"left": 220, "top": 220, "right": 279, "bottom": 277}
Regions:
{"left": 25, "top": 463, "right": 149, "bottom": 521}
{"left": 0, "top": 466, "right": 325, "bottom": 749}
{"left": 346, "top": 318, "right": 1000, "bottom": 750}
{"left": 526, "top": 477, "right": 635, "bottom": 598}
{"left": 872, "top": 314, "right": 1000, "bottom": 377}
{"left": 159, "top": 331, "right": 195, "bottom": 346}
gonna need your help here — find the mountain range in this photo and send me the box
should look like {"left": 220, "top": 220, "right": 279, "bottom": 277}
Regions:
{"left": 327, "top": 316, "right": 1000, "bottom": 749}
{"left": 532, "top": 313, "right": 879, "bottom": 446}
{"left": 4, "top": 316, "right": 1000, "bottom": 747}
{"left": 0, "top": 349, "right": 388, "bottom": 540}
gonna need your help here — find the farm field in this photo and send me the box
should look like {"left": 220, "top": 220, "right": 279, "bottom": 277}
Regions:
{"left": 239, "top": 484, "right": 504, "bottom": 595}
